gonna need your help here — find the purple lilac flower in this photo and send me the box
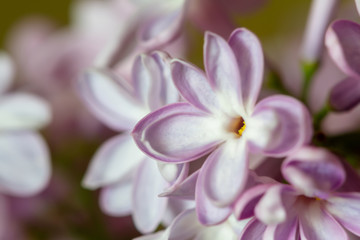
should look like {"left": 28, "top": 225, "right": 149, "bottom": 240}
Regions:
{"left": 133, "top": 28, "right": 312, "bottom": 225}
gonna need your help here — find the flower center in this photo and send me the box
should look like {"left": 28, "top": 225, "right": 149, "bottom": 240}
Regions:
{"left": 228, "top": 117, "right": 246, "bottom": 137}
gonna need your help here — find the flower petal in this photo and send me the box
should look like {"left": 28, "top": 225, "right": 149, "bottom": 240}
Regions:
{"left": 99, "top": 178, "right": 133, "bottom": 216}
{"left": 204, "top": 31, "right": 244, "bottom": 116}
{"left": 167, "top": 209, "right": 204, "bottom": 240}
{"left": 228, "top": 28, "right": 264, "bottom": 114}
{"left": 0, "top": 131, "right": 50, "bottom": 197}
{"left": 239, "top": 219, "right": 266, "bottom": 240}
{"left": 247, "top": 95, "right": 312, "bottom": 157}
{"left": 133, "top": 158, "right": 168, "bottom": 234}
{"left": 82, "top": 134, "right": 145, "bottom": 189}
{"left": 133, "top": 102, "right": 226, "bottom": 163}
{"left": 157, "top": 162, "right": 188, "bottom": 184}
{"left": 282, "top": 146, "right": 345, "bottom": 198}
{"left": 299, "top": 201, "right": 348, "bottom": 240}
{"left": 0, "top": 93, "right": 51, "bottom": 131}
{"left": 329, "top": 77, "right": 360, "bottom": 112}
{"left": 171, "top": 59, "right": 220, "bottom": 114}
{"left": 202, "top": 139, "right": 249, "bottom": 207}
{"left": 326, "top": 20, "right": 360, "bottom": 78}
{"left": 326, "top": 192, "right": 360, "bottom": 236}
{"left": 0, "top": 52, "right": 14, "bottom": 94}
{"left": 78, "top": 68, "right": 147, "bottom": 131}
{"left": 263, "top": 208, "right": 299, "bottom": 240}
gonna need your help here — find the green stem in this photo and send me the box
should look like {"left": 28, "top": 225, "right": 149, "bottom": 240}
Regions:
{"left": 313, "top": 103, "right": 331, "bottom": 131}
{"left": 300, "top": 62, "right": 319, "bottom": 104}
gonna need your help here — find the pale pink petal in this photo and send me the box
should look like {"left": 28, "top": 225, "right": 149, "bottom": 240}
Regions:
{"left": 157, "top": 162, "right": 188, "bottom": 184}
{"left": 132, "top": 103, "right": 227, "bottom": 163}
{"left": 171, "top": 59, "right": 220, "bottom": 114}
{"left": 133, "top": 230, "right": 168, "bottom": 240}
{"left": 326, "top": 20, "right": 360, "bottom": 78}
{"left": 299, "top": 201, "right": 348, "bottom": 240}
{"left": 239, "top": 219, "right": 266, "bottom": 240}
{"left": 99, "top": 178, "right": 133, "bottom": 216}
{"left": 204, "top": 31, "right": 244, "bottom": 116}
{"left": 247, "top": 95, "right": 312, "bottom": 156}
{"left": 329, "top": 77, "right": 360, "bottom": 111}
{"left": 0, "top": 93, "right": 51, "bottom": 131}
{"left": 161, "top": 198, "right": 195, "bottom": 226}
{"left": 160, "top": 170, "right": 199, "bottom": 200}
{"left": 282, "top": 146, "right": 345, "bottom": 198}
{"left": 167, "top": 209, "right": 203, "bottom": 240}
{"left": 82, "top": 134, "right": 145, "bottom": 189}
{"left": 0, "top": 131, "right": 50, "bottom": 197}
{"left": 78, "top": 68, "right": 147, "bottom": 131}
{"left": 133, "top": 158, "right": 168, "bottom": 234}
{"left": 202, "top": 139, "right": 249, "bottom": 207}
{"left": 228, "top": 28, "right": 264, "bottom": 114}
{"left": 0, "top": 52, "right": 14, "bottom": 94}
{"left": 326, "top": 192, "right": 360, "bottom": 236}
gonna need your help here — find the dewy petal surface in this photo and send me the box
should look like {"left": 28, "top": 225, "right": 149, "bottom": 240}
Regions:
{"left": 171, "top": 59, "right": 220, "bottom": 114}
{"left": 133, "top": 158, "right": 168, "bottom": 234}
{"left": 326, "top": 192, "right": 360, "bottom": 236}
{"left": 133, "top": 102, "right": 227, "bottom": 162}
{"left": 326, "top": 20, "right": 360, "bottom": 78}
{"left": 248, "top": 95, "right": 312, "bottom": 156}
{"left": 0, "top": 93, "right": 51, "bottom": 131}
{"left": 0, "top": 131, "right": 50, "bottom": 197}
{"left": 78, "top": 68, "right": 148, "bottom": 131}
{"left": 82, "top": 134, "right": 145, "bottom": 189}
{"left": 228, "top": 28, "right": 264, "bottom": 114}
{"left": 202, "top": 138, "right": 249, "bottom": 207}
{"left": 204, "top": 31, "right": 244, "bottom": 116}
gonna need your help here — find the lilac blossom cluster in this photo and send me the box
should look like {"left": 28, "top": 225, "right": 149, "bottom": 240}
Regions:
{"left": 2, "top": 0, "right": 360, "bottom": 239}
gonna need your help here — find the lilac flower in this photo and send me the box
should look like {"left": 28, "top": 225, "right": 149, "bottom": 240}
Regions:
{"left": 133, "top": 28, "right": 312, "bottom": 225}
{"left": 79, "top": 51, "right": 192, "bottom": 234}
{"left": 236, "top": 146, "right": 360, "bottom": 240}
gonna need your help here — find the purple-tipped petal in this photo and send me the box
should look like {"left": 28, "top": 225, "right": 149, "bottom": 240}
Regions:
{"left": 299, "top": 201, "right": 348, "bottom": 240}
{"left": 0, "top": 131, "right": 50, "bottom": 197}
{"left": 160, "top": 169, "right": 198, "bottom": 200}
{"left": 326, "top": 20, "right": 360, "bottom": 78}
{"left": 282, "top": 146, "right": 345, "bottom": 198}
{"left": 133, "top": 102, "right": 227, "bottom": 163}
{"left": 133, "top": 158, "right": 168, "bottom": 234}
{"left": 228, "top": 28, "right": 264, "bottom": 114}
{"left": 329, "top": 77, "right": 360, "bottom": 111}
{"left": 248, "top": 95, "right": 312, "bottom": 157}
{"left": 196, "top": 162, "right": 231, "bottom": 225}
{"left": 204, "top": 31, "right": 244, "bottom": 116}
{"left": 239, "top": 219, "right": 266, "bottom": 240}
{"left": 202, "top": 139, "right": 249, "bottom": 207}
{"left": 326, "top": 192, "right": 360, "bottom": 236}
{"left": 99, "top": 179, "right": 132, "bottom": 216}
{"left": 78, "top": 68, "right": 147, "bottom": 131}
{"left": 171, "top": 59, "right": 220, "bottom": 114}
{"left": 82, "top": 134, "right": 145, "bottom": 189}
{"left": 0, "top": 52, "right": 14, "bottom": 94}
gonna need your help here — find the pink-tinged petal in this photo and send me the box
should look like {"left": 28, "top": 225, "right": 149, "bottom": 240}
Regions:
{"left": 166, "top": 209, "right": 203, "bottom": 240}
{"left": 133, "top": 52, "right": 178, "bottom": 111}
{"left": 161, "top": 198, "right": 195, "bottom": 226}
{"left": 239, "top": 219, "right": 266, "bottom": 240}
{"left": 0, "top": 52, "right": 14, "bottom": 94}
{"left": 157, "top": 162, "right": 188, "bottom": 184}
{"left": 133, "top": 102, "right": 227, "bottom": 163}
{"left": 82, "top": 134, "right": 145, "bottom": 189}
{"left": 99, "top": 179, "right": 132, "bottom": 217}
{"left": 299, "top": 201, "right": 348, "bottom": 240}
{"left": 0, "top": 131, "right": 50, "bottom": 197}
{"left": 160, "top": 170, "right": 199, "bottom": 200}
{"left": 0, "top": 93, "right": 51, "bottom": 131}
{"left": 196, "top": 160, "right": 232, "bottom": 225}
{"left": 171, "top": 59, "right": 220, "bottom": 114}
{"left": 228, "top": 28, "right": 264, "bottom": 114}
{"left": 282, "top": 146, "right": 345, "bottom": 198}
{"left": 329, "top": 77, "right": 360, "bottom": 111}
{"left": 78, "top": 68, "right": 147, "bottom": 131}
{"left": 202, "top": 139, "right": 249, "bottom": 207}
{"left": 133, "top": 158, "right": 168, "bottom": 234}
{"left": 204, "top": 31, "right": 244, "bottom": 116}
{"left": 255, "top": 185, "right": 297, "bottom": 225}
{"left": 326, "top": 192, "right": 360, "bottom": 236}
{"left": 133, "top": 230, "right": 168, "bottom": 240}
{"left": 326, "top": 20, "right": 360, "bottom": 78}
{"left": 248, "top": 95, "right": 312, "bottom": 157}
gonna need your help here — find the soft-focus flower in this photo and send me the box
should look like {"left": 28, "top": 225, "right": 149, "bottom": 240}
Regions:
{"left": 236, "top": 146, "right": 360, "bottom": 239}
{"left": 133, "top": 28, "right": 312, "bottom": 224}
{"left": 0, "top": 52, "right": 51, "bottom": 237}
{"left": 78, "top": 51, "right": 193, "bottom": 234}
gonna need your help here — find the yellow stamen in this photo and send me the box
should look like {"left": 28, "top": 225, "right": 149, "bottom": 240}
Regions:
{"left": 238, "top": 121, "right": 246, "bottom": 136}
{"left": 315, "top": 196, "right": 321, "bottom": 201}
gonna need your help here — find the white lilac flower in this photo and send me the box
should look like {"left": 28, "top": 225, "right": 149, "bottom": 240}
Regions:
{"left": 133, "top": 28, "right": 312, "bottom": 225}
{"left": 78, "top": 51, "right": 192, "bottom": 234}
